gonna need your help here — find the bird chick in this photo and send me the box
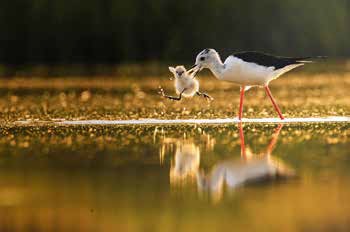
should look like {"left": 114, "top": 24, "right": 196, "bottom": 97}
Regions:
{"left": 159, "top": 65, "right": 213, "bottom": 101}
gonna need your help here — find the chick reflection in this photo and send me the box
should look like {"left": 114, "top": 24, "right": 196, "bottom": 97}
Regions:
{"left": 170, "top": 141, "right": 200, "bottom": 184}
{"left": 159, "top": 134, "right": 215, "bottom": 185}
{"left": 160, "top": 124, "right": 294, "bottom": 202}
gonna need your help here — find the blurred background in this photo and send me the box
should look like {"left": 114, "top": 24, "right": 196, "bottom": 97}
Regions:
{"left": 0, "top": 0, "right": 349, "bottom": 76}
{"left": 0, "top": 2, "right": 349, "bottom": 231}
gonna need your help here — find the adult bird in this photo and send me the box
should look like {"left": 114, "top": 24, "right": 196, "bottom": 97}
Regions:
{"left": 189, "top": 48, "right": 322, "bottom": 120}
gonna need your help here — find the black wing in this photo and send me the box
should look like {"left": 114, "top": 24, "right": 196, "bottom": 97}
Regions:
{"left": 233, "top": 51, "right": 313, "bottom": 69}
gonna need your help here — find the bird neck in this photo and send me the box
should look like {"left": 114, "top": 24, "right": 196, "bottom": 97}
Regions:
{"left": 208, "top": 56, "right": 225, "bottom": 79}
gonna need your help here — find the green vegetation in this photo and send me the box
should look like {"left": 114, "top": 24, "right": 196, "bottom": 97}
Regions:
{"left": 0, "top": 0, "right": 349, "bottom": 68}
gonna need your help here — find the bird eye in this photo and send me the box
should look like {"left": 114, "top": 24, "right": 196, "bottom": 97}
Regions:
{"left": 200, "top": 57, "right": 205, "bottom": 61}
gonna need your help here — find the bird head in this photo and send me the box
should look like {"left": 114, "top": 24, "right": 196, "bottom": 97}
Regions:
{"left": 189, "top": 48, "right": 220, "bottom": 75}
{"left": 169, "top": 65, "right": 187, "bottom": 78}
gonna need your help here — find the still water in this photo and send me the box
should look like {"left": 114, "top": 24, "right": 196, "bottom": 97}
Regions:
{"left": 0, "top": 123, "right": 349, "bottom": 231}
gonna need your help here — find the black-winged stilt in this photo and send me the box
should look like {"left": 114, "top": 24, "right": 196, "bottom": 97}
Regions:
{"left": 189, "top": 48, "right": 324, "bottom": 120}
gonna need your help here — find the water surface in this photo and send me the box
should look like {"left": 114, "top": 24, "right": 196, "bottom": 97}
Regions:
{"left": 0, "top": 123, "right": 349, "bottom": 231}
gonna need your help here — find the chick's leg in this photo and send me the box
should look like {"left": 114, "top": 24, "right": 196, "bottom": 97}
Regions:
{"left": 159, "top": 87, "right": 186, "bottom": 101}
{"left": 196, "top": 91, "right": 213, "bottom": 100}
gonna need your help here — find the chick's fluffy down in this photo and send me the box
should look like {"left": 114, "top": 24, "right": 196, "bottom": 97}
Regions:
{"left": 175, "top": 78, "right": 199, "bottom": 97}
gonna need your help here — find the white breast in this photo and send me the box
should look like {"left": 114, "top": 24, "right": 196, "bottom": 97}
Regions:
{"left": 222, "top": 56, "right": 276, "bottom": 86}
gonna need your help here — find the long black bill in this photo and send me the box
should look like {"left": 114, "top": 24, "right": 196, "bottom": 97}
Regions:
{"left": 188, "top": 64, "right": 197, "bottom": 74}
{"left": 192, "top": 69, "right": 200, "bottom": 77}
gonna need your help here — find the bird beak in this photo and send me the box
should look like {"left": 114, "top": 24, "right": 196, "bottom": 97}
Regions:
{"left": 192, "top": 69, "right": 200, "bottom": 77}
{"left": 188, "top": 64, "right": 200, "bottom": 74}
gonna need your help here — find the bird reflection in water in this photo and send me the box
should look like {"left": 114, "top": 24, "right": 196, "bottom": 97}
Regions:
{"left": 159, "top": 133, "right": 215, "bottom": 185}
{"left": 159, "top": 124, "right": 295, "bottom": 201}
{"left": 198, "top": 124, "right": 295, "bottom": 202}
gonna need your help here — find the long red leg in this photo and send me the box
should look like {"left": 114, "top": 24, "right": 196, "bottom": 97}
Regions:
{"left": 238, "top": 86, "right": 245, "bottom": 120}
{"left": 266, "top": 124, "right": 283, "bottom": 155}
{"left": 238, "top": 122, "right": 246, "bottom": 159}
{"left": 264, "top": 86, "right": 285, "bottom": 120}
